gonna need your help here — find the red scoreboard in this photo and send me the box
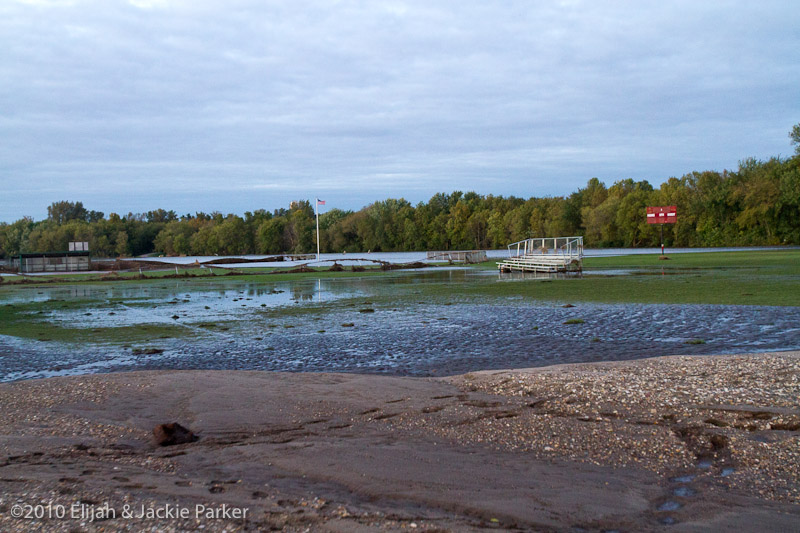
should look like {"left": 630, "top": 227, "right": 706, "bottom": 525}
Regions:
{"left": 646, "top": 206, "right": 677, "bottom": 224}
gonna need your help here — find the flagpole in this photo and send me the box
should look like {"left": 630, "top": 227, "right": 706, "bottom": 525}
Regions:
{"left": 315, "top": 199, "right": 320, "bottom": 261}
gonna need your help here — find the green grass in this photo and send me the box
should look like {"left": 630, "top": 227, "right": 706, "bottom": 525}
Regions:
{"left": 583, "top": 250, "right": 800, "bottom": 271}
{"left": 467, "top": 250, "right": 800, "bottom": 306}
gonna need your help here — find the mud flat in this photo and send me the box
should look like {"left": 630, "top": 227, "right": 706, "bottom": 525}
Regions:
{"left": 0, "top": 352, "right": 798, "bottom": 532}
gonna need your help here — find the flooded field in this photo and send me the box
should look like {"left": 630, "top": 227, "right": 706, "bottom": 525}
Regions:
{"left": 2, "top": 268, "right": 800, "bottom": 381}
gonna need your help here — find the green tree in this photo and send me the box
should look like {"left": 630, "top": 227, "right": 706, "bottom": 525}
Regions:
{"left": 47, "top": 201, "right": 88, "bottom": 224}
{"left": 790, "top": 123, "right": 800, "bottom": 155}
{"left": 256, "top": 218, "right": 286, "bottom": 254}
{"left": 114, "top": 231, "right": 130, "bottom": 257}
{"left": 147, "top": 209, "right": 178, "bottom": 223}
{"left": 5, "top": 152, "right": 800, "bottom": 260}
{"left": 92, "top": 234, "right": 112, "bottom": 257}
{"left": 213, "top": 216, "right": 252, "bottom": 255}
{"left": 615, "top": 183, "right": 654, "bottom": 247}
{"left": 190, "top": 223, "right": 219, "bottom": 255}
{"left": 153, "top": 220, "right": 197, "bottom": 256}
{"left": 446, "top": 200, "right": 471, "bottom": 249}
{"left": 466, "top": 211, "right": 489, "bottom": 248}
{"left": 3, "top": 217, "right": 34, "bottom": 256}
{"left": 0, "top": 223, "right": 8, "bottom": 258}
{"left": 486, "top": 211, "right": 507, "bottom": 248}
{"left": 283, "top": 201, "right": 315, "bottom": 253}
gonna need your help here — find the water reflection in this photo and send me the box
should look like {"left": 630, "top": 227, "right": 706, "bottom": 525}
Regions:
{"left": 10, "top": 277, "right": 362, "bottom": 330}
{"left": 497, "top": 271, "right": 582, "bottom": 281}
{"left": 69, "top": 287, "right": 93, "bottom": 298}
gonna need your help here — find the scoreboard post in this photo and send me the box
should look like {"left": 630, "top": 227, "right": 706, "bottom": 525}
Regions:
{"left": 646, "top": 206, "right": 677, "bottom": 255}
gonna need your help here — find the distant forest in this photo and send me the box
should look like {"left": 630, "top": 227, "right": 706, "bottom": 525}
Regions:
{"left": 2, "top": 129, "right": 799, "bottom": 258}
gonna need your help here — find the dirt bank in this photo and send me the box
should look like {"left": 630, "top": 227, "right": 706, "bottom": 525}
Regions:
{"left": 0, "top": 352, "right": 798, "bottom": 531}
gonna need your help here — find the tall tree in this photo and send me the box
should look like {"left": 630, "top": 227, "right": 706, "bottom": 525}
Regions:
{"left": 790, "top": 123, "right": 800, "bottom": 155}
{"left": 47, "top": 201, "right": 88, "bottom": 224}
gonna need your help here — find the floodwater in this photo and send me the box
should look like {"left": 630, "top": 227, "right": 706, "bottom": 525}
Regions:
{"left": 1, "top": 269, "right": 800, "bottom": 381}
{"left": 128, "top": 246, "right": 795, "bottom": 268}
{"left": 6, "top": 246, "right": 794, "bottom": 277}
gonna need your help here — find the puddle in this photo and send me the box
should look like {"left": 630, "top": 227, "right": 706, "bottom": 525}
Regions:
{"left": 697, "top": 460, "right": 713, "bottom": 470}
{"left": 657, "top": 501, "right": 682, "bottom": 512}
{"left": 720, "top": 468, "right": 735, "bottom": 477}
{"left": 583, "top": 269, "right": 635, "bottom": 276}
{"left": 497, "top": 272, "right": 582, "bottom": 281}
{"left": 670, "top": 475, "right": 696, "bottom": 483}
{"left": 40, "top": 280, "right": 362, "bottom": 329}
{"left": 672, "top": 487, "right": 696, "bottom": 497}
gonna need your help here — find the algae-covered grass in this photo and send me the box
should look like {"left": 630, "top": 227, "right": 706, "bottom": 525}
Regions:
{"left": 0, "top": 300, "right": 191, "bottom": 344}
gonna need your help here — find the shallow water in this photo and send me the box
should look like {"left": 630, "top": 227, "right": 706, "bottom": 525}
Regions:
{"left": 2, "top": 269, "right": 800, "bottom": 381}
{"left": 657, "top": 501, "right": 682, "bottom": 512}
{"left": 672, "top": 487, "right": 696, "bottom": 497}
{"left": 130, "top": 246, "right": 795, "bottom": 267}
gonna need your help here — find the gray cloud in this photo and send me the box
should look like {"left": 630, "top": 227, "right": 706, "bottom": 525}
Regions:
{"left": 1, "top": 0, "right": 798, "bottom": 220}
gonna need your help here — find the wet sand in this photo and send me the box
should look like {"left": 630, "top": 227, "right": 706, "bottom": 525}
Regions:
{"left": 0, "top": 352, "right": 798, "bottom": 532}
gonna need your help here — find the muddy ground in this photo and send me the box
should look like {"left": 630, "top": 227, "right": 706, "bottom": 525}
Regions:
{"left": 0, "top": 351, "right": 798, "bottom": 532}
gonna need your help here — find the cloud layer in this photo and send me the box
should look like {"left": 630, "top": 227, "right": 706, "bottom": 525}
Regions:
{"left": 1, "top": 0, "right": 798, "bottom": 220}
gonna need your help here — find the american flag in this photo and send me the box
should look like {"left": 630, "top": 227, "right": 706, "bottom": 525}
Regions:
{"left": 317, "top": 199, "right": 325, "bottom": 205}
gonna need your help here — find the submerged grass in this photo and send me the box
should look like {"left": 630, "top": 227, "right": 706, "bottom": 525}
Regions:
{"left": 0, "top": 308, "right": 191, "bottom": 344}
{"left": 0, "top": 295, "right": 201, "bottom": 344}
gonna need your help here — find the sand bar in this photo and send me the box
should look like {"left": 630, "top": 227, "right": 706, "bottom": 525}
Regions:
{"left": 0, "top": 351, "right": 798, "bottom": 531}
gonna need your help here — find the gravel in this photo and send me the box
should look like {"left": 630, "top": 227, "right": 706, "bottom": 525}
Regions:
{"left": 430, "top": 352, "right": 800, "bottom": 503}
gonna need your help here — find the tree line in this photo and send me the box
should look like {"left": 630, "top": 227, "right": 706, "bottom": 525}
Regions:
{"left": 2, "top": 134, "right": 799, "bottom": 259}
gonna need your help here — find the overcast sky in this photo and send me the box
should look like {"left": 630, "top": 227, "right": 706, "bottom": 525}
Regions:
{"left": 1, "top": 0, "right": 798, "bottom": 222}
